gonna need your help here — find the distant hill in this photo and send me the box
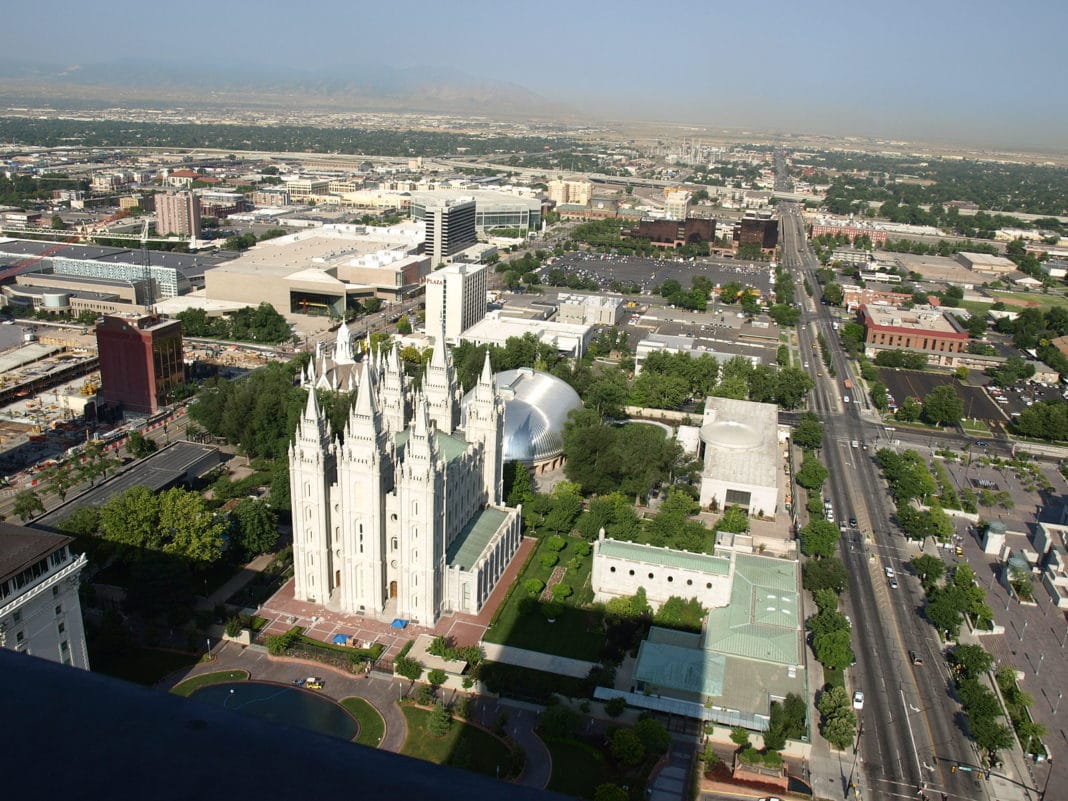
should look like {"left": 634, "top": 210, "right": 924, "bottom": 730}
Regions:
{"left": 0, "top": 58, "right": 574, "bottom": 118}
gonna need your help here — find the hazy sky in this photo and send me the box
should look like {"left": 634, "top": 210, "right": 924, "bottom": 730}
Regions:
{"left": 5, "top": 0, "right": 1067, "bottom": 149}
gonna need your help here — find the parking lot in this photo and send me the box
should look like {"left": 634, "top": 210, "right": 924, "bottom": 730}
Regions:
{"left": 543, "top": 253, "right": 773, "bottom": 295}
{"left": 878, "top": 368, "right": 1004, "bottom": 424}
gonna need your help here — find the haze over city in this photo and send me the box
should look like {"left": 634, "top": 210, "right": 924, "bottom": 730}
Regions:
{"left": 2, "top": 0, "right": 1066, "bottom": 149}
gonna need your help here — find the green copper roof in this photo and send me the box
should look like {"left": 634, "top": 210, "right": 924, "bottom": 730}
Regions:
{"left": 703, "top": 553, "right": 801, "bottom": 666}
{"left": 634, "top": 640, "right": 725, "bottom": 697}
{"left": 447, "top": 507, "right": 510, "bottom": 570}
{"left": 394, "top": 429, "right": 469, "bottom": 464}
{"left": 599, "top": 539, "right": 730, "bottom": 575}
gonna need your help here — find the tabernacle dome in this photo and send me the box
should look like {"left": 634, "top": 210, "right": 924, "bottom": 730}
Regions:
{"left": 461, "top": 367, "right": 583, "bottom": 473}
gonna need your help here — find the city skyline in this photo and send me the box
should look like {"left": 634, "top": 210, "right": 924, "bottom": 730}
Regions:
{"left": 1, "top": 0, "right": 1066, "bottom": 150}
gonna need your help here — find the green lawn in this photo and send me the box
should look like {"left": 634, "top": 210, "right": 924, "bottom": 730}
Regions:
{"left": 401, "top": 707, "right": 513, "bottom": 778}
{"left": 341, "top": 697, "right": 386, "bottom": 748}
{"left": 483, "top": 538, "right": 604, "bottom": 661}
{"left": 170, "top": 669, "right": 250, "bottom": 696}
{"left": 961, "top": 418, "right": 991, "bottom": 434}
{"left": 94, "top": 646, "right": 203, "bottom": 686}
{"left": 990, "top": 291, "right": 1068, "bottom": 311}
{"left": 546, "top": 737, "right": 611, "bottom": 799}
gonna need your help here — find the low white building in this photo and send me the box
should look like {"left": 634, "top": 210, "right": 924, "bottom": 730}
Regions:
{"left": 592, "top": 536, "right": 734, "bottom": 610}
{"left": 0, "top": 523, "right": 90, "bottom": 670}
{"left": 461, "top": 310, "right": 593, "bottom": 356}
{"left": 697, "top": 396, "right": 782, "bottom": 516}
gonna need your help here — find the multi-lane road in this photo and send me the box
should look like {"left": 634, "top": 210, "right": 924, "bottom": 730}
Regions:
{"left": 779, "top": 203, "right": 991, "bottom": 801}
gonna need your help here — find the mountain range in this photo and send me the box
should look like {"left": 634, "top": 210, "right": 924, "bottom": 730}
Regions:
{"left": 0, "top": 58, "right": 574, "bottom": 118}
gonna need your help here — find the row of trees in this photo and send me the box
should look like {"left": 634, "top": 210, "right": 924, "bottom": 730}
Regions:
{"left": 633, "top": 351, "right": 813, "bottom": 412}
{"left": 175, "top": 302, "right": 293, "bottom": 344}
{"left": 874, "top": 449, "right": 955, "bottom": 541}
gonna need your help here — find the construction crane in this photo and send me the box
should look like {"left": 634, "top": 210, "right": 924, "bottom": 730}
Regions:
{"left": 139, "top": 216, "right": 155, "bottom": 310}
{"left": 0, "top": 209, "right": 131, "bottom": 283}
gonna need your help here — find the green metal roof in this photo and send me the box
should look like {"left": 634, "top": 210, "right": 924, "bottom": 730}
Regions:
{"left": 599, "top": 539, "right": 731, "bottom": 575}
{"left": 634, "top": 640, "right": 725, "bottom": 697}
{"left": 703, "top": 553, "right": 801, "bottom": 666}
{"left": 446, "top": 507, "right": 510, "bottom": 570}
{"left": 394, "top": 429, "right": 469, "bottom": 464}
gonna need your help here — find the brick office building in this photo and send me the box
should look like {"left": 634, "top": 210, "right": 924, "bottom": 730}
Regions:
{"left": 96, "top": 313, "right": 184, "bottom": 415}
{"left": 857, "top": 305, "right": 968, "bottom": 354}
{"left": 630, "top": 217, "right": 716, "bottom": 247}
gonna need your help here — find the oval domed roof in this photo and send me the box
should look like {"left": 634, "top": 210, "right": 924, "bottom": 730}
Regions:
{"left": 700, "top": 419, "right": 762, "bottom": 450}
{"left": 461, "top": 367, "right": 583, "bottom": 464}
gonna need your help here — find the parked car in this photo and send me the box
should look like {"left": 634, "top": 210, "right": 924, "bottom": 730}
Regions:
{"left": 852, "top": 691, "right": 864, "bottom": 710}
{"left": 908, "top": 650, "right": 924, "bottom": 665}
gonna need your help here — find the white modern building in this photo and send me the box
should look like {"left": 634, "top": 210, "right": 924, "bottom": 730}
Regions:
{"left": 698, "top": 396, "right": 782, "bottom": 516}
{"left": 424, "top": 262, "right": 489, "bottom": 343}
{"left": 289, "top": 344, "right": 522, "bottom": 625}
{"left": 0, "top": 524, "right": 89, "bottom": 670}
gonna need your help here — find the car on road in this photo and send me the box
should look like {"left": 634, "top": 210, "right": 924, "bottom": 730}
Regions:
{"left": 849, "top": 517, "right": 857, "bottom": 527}
{"left": 909, "top": 650, "right": 924, "bottom": 665}
{"left": 294, "top": 676, "right": 325, "bottom": 689}
{"left": 852, "top": 691, "right": 864, "bottom": 710}
{"left": 884, "top": 566, "right": 895, "bottom": 579}
{"left": 975, "top": 440, "right": 987, "bottom": 446}
{"left": 889, "top": 576, "right": 899, "bottom": 589}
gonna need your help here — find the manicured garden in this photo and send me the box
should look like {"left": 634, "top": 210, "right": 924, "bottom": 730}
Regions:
{"left": 400, "top": 706, "right": 514, "bottom": 778}
{"left": 482, "top": 536, "right": 604, "bottom": 662}
{"left": 341, "top": 697, "right": 386, "bottom": 748}
{"left": 170, "top": 669, "right": 250, "bottom": 696}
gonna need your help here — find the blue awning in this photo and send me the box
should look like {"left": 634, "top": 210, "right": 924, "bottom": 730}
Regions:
{"left": 331, "top": 634, "right": 350, "bottom": 645}
{"left": 390, "top": 619, "right": 408, "bottom": 629}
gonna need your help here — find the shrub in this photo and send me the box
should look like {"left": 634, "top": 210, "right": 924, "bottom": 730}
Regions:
{"left": 604, "top": 696, "right": 627, "bottom": 717}
{"left": 395, "top": 655, "right": 424, "bottom": 681}
{"left": 545, "top": 534, "right": 567, "bottom": 552}
{"left": 427, "top": 668, "right": 447, "bottom": 687}
{"left": 224, "top": 617, "right": 243, "bottom": 637}
{"left": 551, "top": 583, "right": 573, "bottom": 600}
{"left": 428, "top": 702, "right": 452, "bottom": 736}
{"left": 524, "top": 578, "right": 545, "bottom": 595}
{"left": 540, "top": 552, "right": 559, "bottom": 569}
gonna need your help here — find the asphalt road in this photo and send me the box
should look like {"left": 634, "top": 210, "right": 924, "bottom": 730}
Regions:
{"left": 779, "top": 202, "right": 988, "bottom": 801}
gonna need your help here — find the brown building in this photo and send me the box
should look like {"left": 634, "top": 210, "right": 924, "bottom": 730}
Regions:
{"left": 630, "top": 217, "right": 716, "bottom": 247}
{"left": 858, "top": 305, "right": 968, "bottom": 354}
{"left": 96, "top": 313, "right": 185, "bottom": 415}
{"left": 155, "top": 191, "right": 202, "bottom": 238}
{"left": 736, "top": 212, "right": 779, "bottom": 249}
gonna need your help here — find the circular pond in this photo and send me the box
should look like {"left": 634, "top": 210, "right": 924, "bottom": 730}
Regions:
{"left": 191, "top": 682, "right": 358, "bottom": 741}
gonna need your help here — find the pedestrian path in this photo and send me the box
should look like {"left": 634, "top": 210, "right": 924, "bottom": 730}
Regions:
{"left": 480, "top": 642, "right": 596, "bottom": 678}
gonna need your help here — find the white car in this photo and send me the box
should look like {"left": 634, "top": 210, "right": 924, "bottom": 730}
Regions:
{"left": 885, "top": 566, "right": 896, "bottom": 579}
{"left": 852, "top": 691, "right": 865, "bottom": 710}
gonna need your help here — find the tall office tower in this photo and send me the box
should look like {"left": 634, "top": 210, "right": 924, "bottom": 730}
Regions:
{"left": 155, "top": 191, "right": 202, "bottom": 238}
{"left": 96, "top": 313, "right": 185, "bottom": 415}
{"left": 423, "top": 198, "right": 476, "bottom": 265}
{"left": 424, "top": 262, "right": 488, "bottom": 343}
{"left": 0, "top": 522, "right": 90, "bottom": 670}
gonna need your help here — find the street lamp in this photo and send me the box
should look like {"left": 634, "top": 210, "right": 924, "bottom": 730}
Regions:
{"left": 1035, "top": 653, "right": 1044, "bottom": 676}
{"left": 1054, "top": 691, "right": 1063, "bottom": 716}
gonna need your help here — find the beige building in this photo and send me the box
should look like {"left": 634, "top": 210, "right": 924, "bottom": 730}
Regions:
{"left": 954, "top": 251, "right": 1016, "bottom": 274}
{"left": 205, "top": 225, "right": 424, "bottom": 315}
{"left": 548, "top": 179, "right": 593, "bottom": 207}
{"left": 557, "top": 292, "right": 624, "bottom": 326}
{"left": 155, "top": 191, "right": 202, "bottom": 238}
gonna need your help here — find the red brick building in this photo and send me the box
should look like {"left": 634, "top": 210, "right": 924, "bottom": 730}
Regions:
{"left": 736, "top": 212, "right": 778, "bottom": 249}
{"left": 96, "top": 313, "right": 185, "bottom": 414}
{"left": 808, "top": 223, "right": 888, "bottom": 245}
{"left": 858, "top": 305, "right": 968, "bottom": 354}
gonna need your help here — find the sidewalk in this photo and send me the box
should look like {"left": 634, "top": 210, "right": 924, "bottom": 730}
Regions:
{"left": 198, "top": 552, "right": 275, "bottom": 609}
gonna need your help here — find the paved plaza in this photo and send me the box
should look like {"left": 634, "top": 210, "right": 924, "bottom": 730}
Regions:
{"left": 256, "top": 536, "right": 537, "bottom": 660}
